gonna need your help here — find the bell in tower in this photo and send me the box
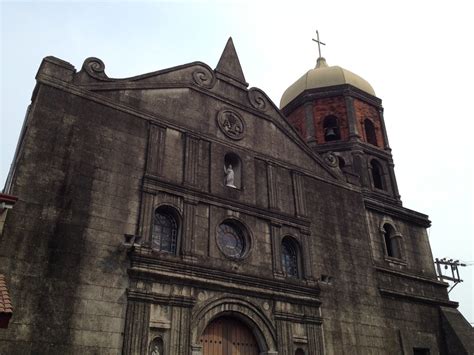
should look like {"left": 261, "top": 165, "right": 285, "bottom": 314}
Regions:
{"left": 280, "top": 31, "right": 401, "bottom": 204}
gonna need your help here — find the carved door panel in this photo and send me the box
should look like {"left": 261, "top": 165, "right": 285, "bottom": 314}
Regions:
{"left": 199, "top": 316, "right": 259, "bottom": 355}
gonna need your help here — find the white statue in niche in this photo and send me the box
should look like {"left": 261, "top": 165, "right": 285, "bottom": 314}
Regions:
{"left": 224, "top": 164, "right": 236, "bottom": 188}
{"left": 151, "top": 344, "right": 161, "bottom": 355}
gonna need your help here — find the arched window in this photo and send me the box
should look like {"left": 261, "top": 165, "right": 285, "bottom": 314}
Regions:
{"left": 370, "top": 159, "right": 384, "bottom": 190}
{"left": 295, "top": 349, "right": 305, "bottom": 355}
{"left": 383, "top": 223, "right": 402, "bottom": 259}
{"left": 224, "top": 152, "right": 242, "bottom": 189}
{"left": 364, "top": 119, "right": 378, "bottom": 146}
{"left": 323, "top": 115, "right": 341, "bottom": 142}
{"left": 152, "top": 207, "right": 179, "bottom": 254}
{"left": 281, "top": 237, "right": 300, "bottom": 278}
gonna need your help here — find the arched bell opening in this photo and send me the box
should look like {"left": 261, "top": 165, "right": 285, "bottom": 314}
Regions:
{"left": 364, "top": 118, "right": 378, "bottom": 146}
{"left": 382, "top": 223, "right": 403, "bottom": 260}
{"left": 370, "top": 159, "right": 385, "bottom": 190}
{"left": 323, "top": 115, "right": 341, "bottom": 142}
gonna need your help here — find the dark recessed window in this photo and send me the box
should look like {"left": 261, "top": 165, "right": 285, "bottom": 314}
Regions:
{"left": 383, "top": 223, "right": 402, "bottom": 259}
{"left": 281, "top": 237, "right": 300, "bottom": 278}
{"left": 152, "top": 208, "right": 178, "bottom": 254}
{"left": 364, "top": 119, "right": 378, "bottom": 146}
{"left": 323, "top": 115, "right": 341, "bottom": 142}
{"left": 217, "top": 221, "right": 248, "bottom": 259}
{"left": 370, "top": 159, "right": 384, "bottom": 190}
{"left": 413, "top": 348, "right": 430, "bottom": 355}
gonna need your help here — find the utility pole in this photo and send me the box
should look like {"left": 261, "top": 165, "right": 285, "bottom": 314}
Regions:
{"left": 434, "top": 258, "right": 467, "bottom": 293}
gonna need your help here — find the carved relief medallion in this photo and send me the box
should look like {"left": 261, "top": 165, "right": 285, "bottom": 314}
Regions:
{"left": 216, "top": 109, "right": 245, "bottom": 140}
{"left": 323, "top": 152, "right": 339, "bottom": 167}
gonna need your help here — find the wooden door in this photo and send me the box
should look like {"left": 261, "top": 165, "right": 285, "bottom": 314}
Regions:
{"left": 199, "top": 316, "right": 259, "bottom": 355}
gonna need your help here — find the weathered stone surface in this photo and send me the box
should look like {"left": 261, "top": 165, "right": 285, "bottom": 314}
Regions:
{"left": 1, "top": 39, "right": 471, "bottom": 355}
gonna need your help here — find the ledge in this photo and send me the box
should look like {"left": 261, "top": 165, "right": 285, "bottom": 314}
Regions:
{"left": 143, "top": 174, "right": 312, "bottom": 230}
{"left": 127, "top": 288, "right": 196, "bottom": 307}
{"left": 375, "top": 265, "right": 447, "bottom": 287}
{"left": 364, "top": 198, "right": 431, "bottom": 227}
{"left": 128, "top": 248, "right": 321, "bottom": 306}
{"left": 379, "top": 288, "right": 458, "bottom": 308}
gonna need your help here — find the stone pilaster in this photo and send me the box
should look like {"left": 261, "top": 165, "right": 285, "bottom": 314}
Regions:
{"left": 270, "top": 222, "right": 283, "bottom": 278}
{"left": 123, "top": 300, "right": 150, "bottom": 355}
{"left": 146, "top": 123, "right": 166, "bottom": 176}
{"left": 292, "top": 171, "right": 307, "bottom": 217}
{"left": 182, "top": 198, "right": 198, "bottom": 260}
{"left": 345, "top": 95, "right": 360, "bottom": 141}
{"left": 184, "top": 134, "right": 200, "bottom": 186}
{"left": 267, "top": 163, "right": 279, "bottom": 210}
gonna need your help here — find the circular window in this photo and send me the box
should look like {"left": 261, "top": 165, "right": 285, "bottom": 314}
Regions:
{"left": 217, "top": 221, "right": 248, "bottom": 259}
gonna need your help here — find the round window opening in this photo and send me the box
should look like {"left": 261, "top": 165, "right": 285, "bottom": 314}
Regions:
{"left": 217, "top": 221, "right": 248, "bottom": 259}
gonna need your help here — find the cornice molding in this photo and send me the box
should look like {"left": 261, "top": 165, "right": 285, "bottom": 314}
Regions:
{"left": 128, "top": 249, "right": 321, "bottom": 305}
{"left": 282, "top": 84, "right": 382, "bottom": 116}
{"left": 375, "top": 266, "right": 448, "bottom": 287}
{"left": 379, "top": 288, "right": 458, "bottom": 308}
{"left": 364, "top": 198, "right": 431, "bottom": 227}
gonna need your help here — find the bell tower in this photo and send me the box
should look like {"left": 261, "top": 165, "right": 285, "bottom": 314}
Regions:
{"left": 280, "top": 48, "right": 401, "bottom": 204}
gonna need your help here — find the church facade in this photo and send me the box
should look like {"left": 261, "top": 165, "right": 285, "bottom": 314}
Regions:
{"left": 0, "top": 38, "right": 472, "bottom": 354}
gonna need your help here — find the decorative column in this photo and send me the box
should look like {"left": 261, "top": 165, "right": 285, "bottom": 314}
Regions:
{"left": 351, "top": 150, "right": 369, "bottom": 188}
{"left": 378, "top": 107, "right": 391, "bottom": 151}
{"left": 388, "top": 161, "right": 401, "bottom": 201}
{"left": 146, "top": 123, "right": 166, "bottom": 176}
{"left": 292, "top": 171, "right": 307, "bottom": 217}
{"left": 345, "top": 95, "right": 360, "bottom": 141}
{"left": 123, "top": 300, "right": 151, "bottom": 355}
{"left": 138, "top": 192, "right": 155, "bottom": 245}
{"left": 184, "top": 134, "right": 200, "bottom": 187}
{"left": 182, "top": 197, "right": 198, "bottom": 260}
{"left": 267, "top": 163, "right": 279, "bottom": 211}
{"left": 300, "top": 229, "right": 314, "bottom": 282}
{"left": 270, "top": 222, "right": 284, "bottom": 278}
{"left": 303, "top": 101, "right": 317, "bottom": 144}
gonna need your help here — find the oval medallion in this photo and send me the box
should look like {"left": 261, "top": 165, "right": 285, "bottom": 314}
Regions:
{"left": 216, "top": 109, "right": 245, "bottom": 140}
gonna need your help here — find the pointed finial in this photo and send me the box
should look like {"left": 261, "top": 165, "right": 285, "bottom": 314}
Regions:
{"left": 312, "top": 30, "right": 326, "bottom": 59}
{"left": 215, "top": 37, "right": 247, "bottom": 86}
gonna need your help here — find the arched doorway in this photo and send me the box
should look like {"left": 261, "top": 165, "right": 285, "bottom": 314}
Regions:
{"left": 199, "top": 316, "right": 259, "bottom": 355}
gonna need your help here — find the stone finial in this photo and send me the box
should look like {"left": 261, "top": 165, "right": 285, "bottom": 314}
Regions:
{"left": 215, "top": 37, "right": 248, "bottom": 85}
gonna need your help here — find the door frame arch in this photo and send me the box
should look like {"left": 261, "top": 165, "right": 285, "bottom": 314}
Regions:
{"left": 191, "top": 296, "right": 278, "bottom": 355}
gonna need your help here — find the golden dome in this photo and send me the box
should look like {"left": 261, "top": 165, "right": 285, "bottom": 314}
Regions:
{"left": 280, "top": 57, "right": 375, "bottom": 108}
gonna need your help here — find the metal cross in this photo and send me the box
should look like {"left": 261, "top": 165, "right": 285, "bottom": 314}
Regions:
{"left": 312, "top": 30, "right": 326, "bottom": 58}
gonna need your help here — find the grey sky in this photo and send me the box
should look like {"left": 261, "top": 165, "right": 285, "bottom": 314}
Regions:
{"left": 1, "top": 0, "right": 473, "bottom": 322}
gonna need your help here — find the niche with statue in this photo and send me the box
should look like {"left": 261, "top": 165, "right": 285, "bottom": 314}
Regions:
{"left": 223, "top": 152, "right": 242, "bottom": 189}
{"left": 149, "top": 336, "right": 164, "bottom": 355}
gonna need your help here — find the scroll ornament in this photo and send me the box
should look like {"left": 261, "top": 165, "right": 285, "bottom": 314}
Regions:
{"left": 248, "top": 88, "right": 268, "bottom": 112}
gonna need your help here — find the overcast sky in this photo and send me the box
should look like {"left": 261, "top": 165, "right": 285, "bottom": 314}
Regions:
{"left": 1, "top": 0, "right": 473, "bottom": 323}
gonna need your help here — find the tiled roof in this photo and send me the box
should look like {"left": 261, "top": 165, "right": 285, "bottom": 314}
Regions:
{"left": 0, "top": 274, "right": 13, "bottom": 315}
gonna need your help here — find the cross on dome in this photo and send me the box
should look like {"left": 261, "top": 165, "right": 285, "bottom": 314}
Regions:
{"left": 312, "top": 30, "right": 326, "bottom": 58}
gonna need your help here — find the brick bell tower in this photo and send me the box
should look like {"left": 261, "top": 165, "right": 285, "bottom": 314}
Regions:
{"left": 280, "top": 50, "right": 401, "bottom": 204}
